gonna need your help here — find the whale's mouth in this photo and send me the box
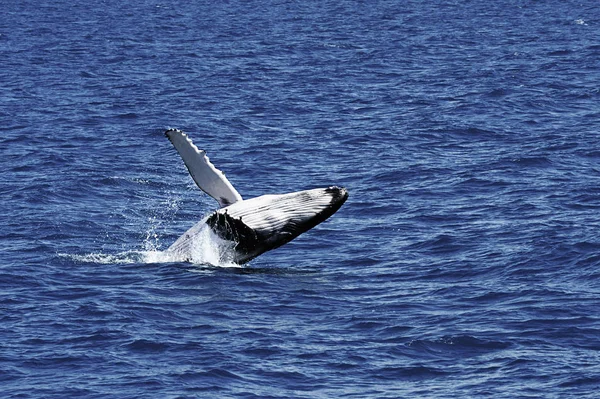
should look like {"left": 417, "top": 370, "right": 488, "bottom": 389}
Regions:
{"left": 206, "top": 187, "right": 349, "bottom": 264}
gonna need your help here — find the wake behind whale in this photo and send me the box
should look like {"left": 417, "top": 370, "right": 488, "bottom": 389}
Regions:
{"left": 164, "top": 129, "right": 348, "bottom": 265}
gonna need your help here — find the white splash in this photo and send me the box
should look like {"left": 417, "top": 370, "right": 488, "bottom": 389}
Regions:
{"left": 61, "top": 222, "right": 241, "bottom": 268}
{"left": 161, "top": 224, "right": 240, "bottom": 268}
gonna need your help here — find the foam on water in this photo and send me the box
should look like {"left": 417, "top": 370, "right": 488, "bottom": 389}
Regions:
{"left": 59, "top": 251, "right": 146, "bottom": 265}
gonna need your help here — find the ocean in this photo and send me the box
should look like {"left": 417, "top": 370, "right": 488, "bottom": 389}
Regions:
{"left": 2, "top": 0, "right": 600, "bottom": 397}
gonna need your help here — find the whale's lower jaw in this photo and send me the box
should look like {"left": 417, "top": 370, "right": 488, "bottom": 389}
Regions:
{"left": 206, "top": 186, "right": 348, "bottom": 264}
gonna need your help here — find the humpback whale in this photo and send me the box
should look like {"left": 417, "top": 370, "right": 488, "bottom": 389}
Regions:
{"left": 164, "top": 129, "right": 348, "bottom": 264}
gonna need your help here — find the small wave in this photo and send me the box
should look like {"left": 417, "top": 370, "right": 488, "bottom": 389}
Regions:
{"left": 406, "top": 334, "right": 512, "bottom": 358}
{"left": 123, "top": 339, "right": 170, "bottom": 354}
{"left": 374, "top": 365, "right": 451, "bottom": 380}
{"left": 511, "top": 156, "right": 552, "bottom": 168}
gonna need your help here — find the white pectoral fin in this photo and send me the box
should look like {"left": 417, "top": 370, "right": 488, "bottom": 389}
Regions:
{"left": 165, "top": 129, "right": 243, "bottom": 207}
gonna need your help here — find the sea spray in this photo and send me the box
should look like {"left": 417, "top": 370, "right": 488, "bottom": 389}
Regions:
{"left": 63, "top": 221, "right": 241, "bottom": 268}
{"left": 161, "top": 222, "right": 240, "bottom": 267}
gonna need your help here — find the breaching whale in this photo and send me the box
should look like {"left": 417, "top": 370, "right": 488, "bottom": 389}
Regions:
{"left": 164, "top": 129, "right": 348, "bottom": 264}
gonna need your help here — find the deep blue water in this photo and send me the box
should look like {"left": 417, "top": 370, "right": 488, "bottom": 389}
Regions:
{"left": 2, "top": 0, "right": 600, "bottom": 397}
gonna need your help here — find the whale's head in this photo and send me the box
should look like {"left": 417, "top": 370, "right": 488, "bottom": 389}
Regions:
{"left": 207, "top": 186, "right": 349, "bottom": 263}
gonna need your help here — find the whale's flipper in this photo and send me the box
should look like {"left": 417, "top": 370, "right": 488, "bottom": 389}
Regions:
{"left": 165, "top": 129, "right": 243, "bottom": 208}
{"left": 207, "top": 186, "right": 349, "bottom": 263}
